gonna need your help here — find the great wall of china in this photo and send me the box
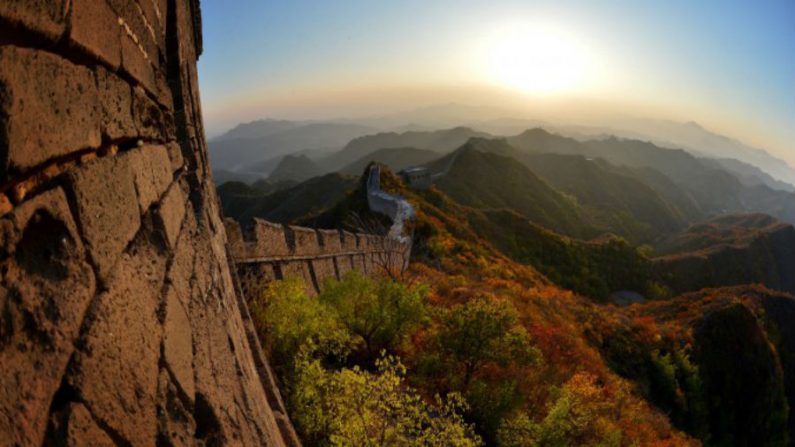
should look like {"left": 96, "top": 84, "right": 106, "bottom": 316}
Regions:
{"left": 226, "top": 219, "right": 410, "bottom": 302}
{"left": 0, "top": 1, "right": 410, "bottom": 445}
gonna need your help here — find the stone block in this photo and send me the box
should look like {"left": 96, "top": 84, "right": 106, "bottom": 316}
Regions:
{"left": 119, "top": 18, "right": 157, "bottom": 93}
{"left": 355, "top": 232, "right": 369, "bottom": 250}
{"left": 66, "top": 403, "right": 116, "bottom": 447}
{"left": 68, "top": 234, "right": 167, "bottom": 447}
{"left": 166, "top": 142, "right": 185, "bottom": 173}
{"left": 132, "top": 86, "right": 166, "bottom": 140}
{"left": 124, "top": 145, "right": 172, "bottom": 213}
{"left": 165, "top": 227, "right": 195, "bottom": 311}
{"left": 69, "top": 0, "right": 122, "bottom": 68}
{"left": 135, "top": 0, "right": 166, "bottom": 55}
{"left": 317, "top": 229, "right": 342, "bottom": 253}
{"left": 341, "top": 230, "right": 357, "bottom": 250}
{"left": 96, "top": 66, "right": 137, "bottom": 141}
{"left": 0, "top": 0, "right": 67, "bottom": 43}
{"left": 335, "top": 255, "right": 354, "bottom": 278}
{"left": 0, "top": 46, "right": 101, "bottom": 176}
{"left": 66, "top": 155, "right": 141, "bottom": 282}
{"left": 312, "top": 258, "right": 337, "bottom": 290}
{"left": 156, "top": 183, "right": 187, "bottom": 248}
{"left": 280, "top": 261, "right": 316, "bottom": 296}
{"left": 352, "top": 253, "right": 367, "bottom": 273}
{"left": 289, "top": 225, "right": 320, "bottom": 256}
{"left": 155, "top": 71, "right": 175, "bottom": 110}
{"left": 111, "top": 0, "right": 160, "bottom": 71}
{"left": 0, "top": 188, "right": 95, "bottom": 446}
{"left": 237, "top": 263, "right": 277, "bottom": 303}
{"left": 224, "top": 218, "right": 245, "bottom": 257}
{"left": 163, "top": 286, "right": 195, "bottom": 399}
{"left": 247, "top": 219, "right": 289, "bottom": 257}
{"left": 156, "top": 368, "right": 195, "bottom": 446}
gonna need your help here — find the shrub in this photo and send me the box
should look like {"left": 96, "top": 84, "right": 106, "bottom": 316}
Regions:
{"left": 251, "top": 277, "right": 353, "bottom": 375}
{"left": 291, "top": 352, "right": 482, "bottom": 446}
{"left": 320, "top": 271, "right": 428, "bottom": 357}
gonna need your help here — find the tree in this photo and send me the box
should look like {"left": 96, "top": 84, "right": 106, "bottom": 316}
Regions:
{"left": 431, "top": 297, "right": 540, "bottom": 389}
{"left": 290, "top": 353, "right": 482, "bottom": 447}
{"left": 420, "top": 297, "right": 542, "bottom": 441}
{"left": 250, "top": 278, "right": 353, "bottom": 374}
{"left": 497, "top": 373, "right": 622, "bottom": 447}
{"left": 320, "top": 271, "right": 427, "bottom": 357}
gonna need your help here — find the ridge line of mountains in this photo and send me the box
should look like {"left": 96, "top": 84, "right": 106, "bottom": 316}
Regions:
{"left": 215, "top": 123, "right": 795, "bottom": 302}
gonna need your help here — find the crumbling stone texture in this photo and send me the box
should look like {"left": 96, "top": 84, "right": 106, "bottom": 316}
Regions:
{"left": 0, "top": 46, "right": 102, "bottom": 176}
{"left": 0, "top": 1, "right": 297, "bottom": 446}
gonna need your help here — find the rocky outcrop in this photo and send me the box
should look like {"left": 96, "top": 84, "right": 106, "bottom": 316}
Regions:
{"left": 0, "top": 1, "right": 297, "bottom": 445}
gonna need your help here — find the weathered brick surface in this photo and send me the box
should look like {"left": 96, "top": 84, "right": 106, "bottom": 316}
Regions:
{"left": 68, "top": 232, "right": 167, "bottom": 446}
{"left": 281, "top": 261, "right": 318, "bottom": 295}
{"left": 0, "top": 0, "right": 67, "bottom": 43}
{"left": 238, "top": 262, "right": 278, "bottom": 301}
{"left": 125, "top": 145, "right": 173, "bottom": 213}
{"left": 96, "top": 66, "right": 137, "bottom": 140}
{"left": 0, "top": 188, "right": 96, "bottom": 446}
{"left": 290, "top": 225, "right": 321, "bottom": 256}
{"left": 167, "top": 142, "right": 185, "bottom": 172}
{"left": 156, "top": 182, "right": 187, "bottom": 248}
{"left": 0, "top": 46, "right": 101, "bottom": 176}
{"left": 70, "top": 0, "right": 122, "bottom": 68}
{"left": 312, "top": 258, "right": 338, "bottom": 288}
{"left": 341, "top": 230, "right": 358, "bottom": 250}
{"left": 133, "top": 85, "right": 169, "bottom": 140}
{"left": 66, "top": 403, "right": 117, "bottom": 446}
{"left": 336, "top": 255, "right": 355, "bottom": 277}
{"left": 249, "top": 219, "right": 290, "bottom": 257}
{"left": 164, "top": 288, "right": 193, "bottom": 388}
{"left": 66, "top": 155, "right": 141, "bottom": 282}
{"left": 0, "top": 1, "right": 300, "bottom": 445}
{"left": 318, "top": 229, "right": 343, "bottom": 253}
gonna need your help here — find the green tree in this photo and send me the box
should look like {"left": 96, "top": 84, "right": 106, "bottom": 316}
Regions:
{"left": 291, "top": 352, "right": 482, "bottom": 447}
{"left": 433, "top": 297, "right": 540, "bottom": 389}
{"left": 250, "top": 278, "right": 353, "bottom": 374}
{"left": 421, "top": 297, "right": 542, "bottom": 441}
{"left": 320, "top": 271, "right": 427, "bottom": 357}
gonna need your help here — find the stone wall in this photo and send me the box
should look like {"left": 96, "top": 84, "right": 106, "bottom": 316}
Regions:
{"left": 225, "top": 218, "right": 411, "bottom": 301}
{"left": 0, "top": 1, "right": 297, "bottom": 445}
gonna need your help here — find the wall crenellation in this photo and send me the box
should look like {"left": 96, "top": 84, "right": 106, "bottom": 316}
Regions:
{"left": 224, "top": 218, "right": 411, "bottom": 298}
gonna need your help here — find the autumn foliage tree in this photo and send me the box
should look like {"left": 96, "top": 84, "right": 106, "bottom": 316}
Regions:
{"left": 417, "top": 297, "right": 543, "bottom": 441}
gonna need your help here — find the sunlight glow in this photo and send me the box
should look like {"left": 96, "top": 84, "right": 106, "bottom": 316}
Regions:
{"left": 482, "top": 24, "right": 592, "bottom": 95}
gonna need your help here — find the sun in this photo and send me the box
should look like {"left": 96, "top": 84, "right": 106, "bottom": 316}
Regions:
{"left": 482, "top": 24, "right": 591, "bottom": 95}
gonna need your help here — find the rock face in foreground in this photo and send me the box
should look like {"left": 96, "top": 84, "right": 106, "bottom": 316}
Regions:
{"left": 0, "top": 1, "right": 295, "bottom": 445}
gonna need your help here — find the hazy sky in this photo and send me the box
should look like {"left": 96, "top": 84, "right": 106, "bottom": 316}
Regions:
{"left": 197, "top": 0, "right": 794, "bottom": 162}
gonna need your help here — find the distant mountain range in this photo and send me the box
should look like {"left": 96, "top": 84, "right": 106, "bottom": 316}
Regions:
{"left": 209, "top": 105, "right": 795, "bottom": 194}
{"left": 208, "top": 121, "right": 376, "bottom": 171}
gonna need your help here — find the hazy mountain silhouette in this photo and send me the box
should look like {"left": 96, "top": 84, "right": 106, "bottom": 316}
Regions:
{"left": 267, "top": 154, "right": 324, "bottom": 183}
{"left": 320, "top": 126, "right": 491, "bottom": 170}
{"left": 217, "top": 173, "right": 357, "bottom": 223}
{"left": 208, "top": 122, "right": 376, "bottom": 170}
{"left": 340, "top": 147, "right": 439, "bottom": 175}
